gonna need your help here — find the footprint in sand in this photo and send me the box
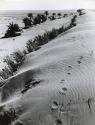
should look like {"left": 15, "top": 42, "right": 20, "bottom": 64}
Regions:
{"left": 79, "top": 56, "right": 84, "bottom": 60}
{"left": 59, "top": 87, "right": 68, "bottom": 95}
{"left": 77, "top": 56, "right": 84, "bottom": 65}
{"left": 77, "top": 60, "right": 81, "bottom": 64}
{"left": 68, "top": 65, "right": 72, "bottom": 68}
{"left": 62, "top": 87, "right": 68, "bottom": 91}
{"left": 67, "top": 65, "right": 72, "bottom": 71}
{"left": 51, "top": 101, "right": 58, "bottom": 110}
{"left": 67, "top": 72, "right": 71, "bottom": 75}
{"left": 60, "top": 79, "right": 65, "bottom": 83}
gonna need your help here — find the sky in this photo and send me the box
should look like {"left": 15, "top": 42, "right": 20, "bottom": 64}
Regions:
{"left": 0, "top": 0, "right": 95, "bottom": 10}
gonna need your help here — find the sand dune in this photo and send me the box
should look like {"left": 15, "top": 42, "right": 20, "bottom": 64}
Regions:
{"left": 1, "top": 10, "right": 95, "bottom": 125}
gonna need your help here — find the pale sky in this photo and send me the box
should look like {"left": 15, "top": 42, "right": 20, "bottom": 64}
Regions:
{"left": 0, "top": 0, "right": 95, "bottom": 10}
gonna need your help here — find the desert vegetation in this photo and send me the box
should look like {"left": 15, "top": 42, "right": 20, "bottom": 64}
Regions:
{"left": 0, "top": 14, "right": 78, "bottom": 81}
{"left": 23, "top": 12, "right": 47, "bottom": 28}
{"left": 2, "top": 11, "right": 76, "bottom": 39}
{"left": 58, "top": 13, "right": 62, "bottom": 19}
{"left": 33, "top": 14, "right": 47, "bottom": 25}
{"left": 23, "top": 17, "right": 32, "bottom": 29}
{"left": 26, "top": 39, "right": 40, "bottom": 52}
{"left": 27, "top": 13, "right": 33, "bottom": 21}
{"left": 0, "top": 107, "right": 17, "bottom": 125}
{"left": 2, "top": 22, "right": 22, "bottom": 38}
{"left": 0, "top": 10, "right": 84, "bottom": 82}
{"left": 23, "top": 13, "right": 34, "bottom": 28}
{"left": 0, "top": 15, "right": 77, "bottom": 82}
{"left": 77, "top": 9, "right": 85, "bottom": 16}
{"left": 1, "top": 9, "right": 93, "bottom": 125}
{"left": 44, "top": 11, "right": 49, "bottom": 19}
{"left": 0, "top": 50, "right": 25, "bottom": 80}
{"left": 26, "top": 15, "right": 77, "bottom": 53}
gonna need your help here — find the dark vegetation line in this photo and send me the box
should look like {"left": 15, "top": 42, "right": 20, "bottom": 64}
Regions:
{"left": 1, "top": 9, "right": 84, "bottom": 39}
{"left": 1, "top": 10, "right": 68, "bottom": 39}
{"left": 2, "top": 11, "right": 48, "bottom": 38}
{"left": 21, "top": 79, "right": 41, "bottom": 94}
{"left": 0, "top": 9, "right": 85, "bottom": 86}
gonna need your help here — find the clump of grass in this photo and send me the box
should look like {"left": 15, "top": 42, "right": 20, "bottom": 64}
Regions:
{"left": 23, "top": 12, "right": 47, "bottom": 29}
{"left": 77, "top": 9, "right": 85, "bottom": 16}
{"left": 0, "top": 107, "right": 17, "bottom": 125}
{"left": 3, "top": 50, "right": 25, "bottom": 73}
{"left": 0, "top": 50, "right": 25, "bottom": 82}
{"left": 3, "top": 22, "right": 21, "bottom": 38}
{"left": 58, "top": 26, "right": 64, "bottom": 34}
{"left": 33, "top": 14, "right": 47, "bottom": 25}
{"left": 70, "top": 15, "right": 77, "bottom": 27}
{"left": 63, "top": 14, "right": 68, "bottom": 18}
{"left": 12, "top": 51, "right": 25, "bottom": 66}
{"left": 26, "top": 40, "right": 40, "bottom": 52}
{"left": 57, "top": 13, "right": 61, "bottom": 19}
{"left": 48, "top": 29, "right": 59, "bottom": 40}
{"left": 26, "top": 14, "right": 77, "bottom": 53}
{"left": 0, "top": 13, "right": 78, "bottom": 82}
{"left": 0, "top": 67, "right": 13, "bottom": 80}
{"left": 23, "top": 17, "right": 32, "bottom": 29}
{"left": 3, "top": 56, "right": 17, "bottom": 72}
{"left": 34, "top": 35, "right": 45, "bottom": 46}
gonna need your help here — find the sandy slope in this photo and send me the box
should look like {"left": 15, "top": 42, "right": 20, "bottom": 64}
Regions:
{"left": 0, "top": 15, "right": 73, "bottom": 74}
{"left": 1, "top": 10, "right": 95, "bottom": 125}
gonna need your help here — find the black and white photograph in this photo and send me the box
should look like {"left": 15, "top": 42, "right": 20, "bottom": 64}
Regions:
{"left": 0, "top": 0, "right": 95, "bottom": 125}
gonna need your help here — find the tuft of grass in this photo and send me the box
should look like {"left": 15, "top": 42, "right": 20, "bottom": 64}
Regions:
{"left": 77, "top": 9, "right": 85, "bottom": 16}
{"left": 48, "top": 29, "right": 59, "bottom": 40}
{"left": 23, "top": 17, "right": 32, "bottom": 29}
{"left": 3, "top": 50, "right": 25, "bottom": 73}
{"left": 26, "top": 15, "right": 77, "bottom": 53}
{"left": 0, "top": 67, "right": 13, "bottom": 80}
{"left": 0, "top": 107, "right": 17, "bottom": 125}
{"left": 3, "top": 56, "right": 17, "bottom": 72}
{"left": 3, "top": 22, "right": 21, "bottom": 38}
{"left": 12, "top": 51, "right": 25, "bottom": 65}
{"left": 26, "top": 40, "right": 40, "bottom": 52}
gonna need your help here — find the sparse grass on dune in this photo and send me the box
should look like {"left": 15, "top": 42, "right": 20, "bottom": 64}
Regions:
{"left": 0, "top": 10, "right": 85, "bottom": 85}
{"left": 0, "top": 9, "right": 87, "bottom": 125}
{"left": 26, "top": 15, "right": 77, "bottom": 53}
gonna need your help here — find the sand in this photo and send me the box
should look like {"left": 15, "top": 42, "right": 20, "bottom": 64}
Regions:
{"left": 1, "top": 10, "right": 95, "bottom": 125}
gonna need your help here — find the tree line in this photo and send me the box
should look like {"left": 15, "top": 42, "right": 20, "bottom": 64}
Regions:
{"left": 2, "top": 9, "right": 85, "bottom": 38}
